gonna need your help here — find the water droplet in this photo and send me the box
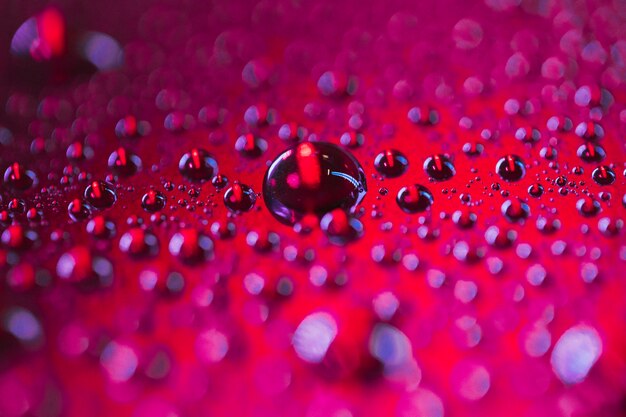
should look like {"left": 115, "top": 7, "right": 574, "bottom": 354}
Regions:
{"left": 423, "top": 154, "right": 455, "bottom": 181}
{"left": 246, "top": 230, "right": 280, "bottom": 252}
{"left": 528, "top": 183, "right": 544, "bottom": 198}
{"left": 408, "top": 106, "right": 439, "bottom": 125}
{"left": 501, "top": 198, "right": 530, "bottom": 222}
{"left": 235, "top": 133, "right": 268, "bottom": 158}
{"left": 86, "top": 216, "right": 116, "bottom": 239}
{"left": 374, "top": 149, "right": 408, "bottom": 178}
{"left": 263, "top": 142, "right": 366, "bottom": 225}
{"left": 495, "top": 155, "right": 526, "bottom": 182}
{"left": 339, "top": 131, "right": 365, "bottom": 148}
{"left": 576, "top": 143, "right": 605, "bottom": 163}
{"left": 576, "top": 197, "right": 601, "bottom": 217}
{"left": 1, "top": 224, "right": 38, "bottom": 251}
{"left": 141, "top": 190, "right": 166, "bottom": 213}
{"left": 211, "top": 174, "right": 229, "bottom": 189}
{"left": 551, "top": 325, "right": 602, "bottom": 384}
{"left": 223, "top": 183, "right": 256, "bottom": 213}
{"left": 575, "top": 121, "right": 604, "bottom": 141}
{"left": 396, "top": 185, "right": 434, "bottom": 213}
{"left": 452, "top": 209, "right": 477, "bottom": 228}
{"left": 68, "top": 198, "right": 91, "bottom": 221}
{"left": 3, "top": 162, "right": 37, "bottom": 190}
{"left": 168, "top": 229, "right": 214, "bottom": 263}
{"left": 320, "top": 209, "right": 363, "bottom": 245}
{"left": 591, "top": 166, "right": 616, "bottom": 185}
{"left": 178, "top": 148, "right": 218, "bottom": 182}
{"left": 119, "top": 228, "right": 160, "bottom": 258}
{"left": 108, "top": 147, "right": 142, "bottom": 176}
{"left": 84, "top": 181, "right": 117, "bottom": 209}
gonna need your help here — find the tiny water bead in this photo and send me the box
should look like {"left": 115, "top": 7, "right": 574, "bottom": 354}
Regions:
{"left": 591, "top": 166, "right": 616, "bottom": 185}
{"left": 423, "top": 154, "right": 456, "bottom": 181}
{"left": 178, "top": 148, "right": 218, "bottom": 182}
{"left": 263, "top": 142, "right": 367, "bottom": 225}
{"left": 496, "top": 155, "right": 526, "bottom": 182}
{"left": 84, "top": 181, "right": 117, "bottom": 209}
{"left": 141, "top": 190, "right": 166, "bottom": 213}
{"left": 3, "top": 162, "right": 37, "bottom": 190}
{"left": 223, "top": 183, "right": 257, "bottom": 213}
{"left": 396, "top": 185, "right": 434, "bottom": 213}
{"left": 108, "top": 147, "right": 142, "bottom": 176}
{"left": 373, "top": 149, "right": 409, "bottom": 178}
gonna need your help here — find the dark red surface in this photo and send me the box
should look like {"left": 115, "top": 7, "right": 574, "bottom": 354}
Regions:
{"left": 0, "top": 0, "right": 625, "bottom": 416}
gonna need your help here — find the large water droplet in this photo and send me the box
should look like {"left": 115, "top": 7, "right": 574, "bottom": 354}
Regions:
{"left": 263, "top": 142, "right": 367, "bottom": 225}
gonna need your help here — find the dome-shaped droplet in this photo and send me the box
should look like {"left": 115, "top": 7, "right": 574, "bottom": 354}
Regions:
{"left": 168, "top": 229, "right": 214, "bottom": 264}
{"left": 1, "top": 225, "right": 38, "bottom": 251}
{"left": 528, "top": 183, "right": 544, "bottom": 198}
{"left": 3, "top": 162, "right": 37, "bottom": 190}
{"left": 576, "top": 197, "right": 601, "bottom": 217}
{"left": 452, "top": 209, "right": 477, "bottom": 228}
{"left": 178, "top": 148, "right": 218, "bottom": 182}
{"left": 496, "top": 155, "right": 526, "bottom": 182}
{"left": 84, "top": 181, "right": 117, "bottom": 209}
{"left": 263, "top": 142, "right": 367, "bottom": 225}
{"left": 68, "top": 198, "right": 91, "bottom": 221}
{"left": 235, "top": 133, "right": 268, "bottom": 158}
{"left": 424, "top": 154, "right": 456, "bottom": 181}
{"left": 141, "top": 190, "right": 166, "bottom": 213}
{"left": 119, "top": 228, "right": 160, "bottom": 258}
{"left": 501, "top": 198, "right": 530, "bottom": 222}
{"left": 591, "top": 166, "right": 615, "bottom": 185}
{"left": 374, "top": 149, "right": 408, "bottom": 178}
{"left": 211, "top": 174, "right": 228, "bottom": 189}
{"left": 320, "top": 209, "right": 364, "bottom": 245}
{"left": 86, "top": 216, "right": 116, "bottom": 239}
{"left": 223, "top": 183, "right": 257, "bottom": 213}
{"left": 576, "top": 143, "right": 605, "bottom": 163}
{"left": 396, "top": 184, "right": 434, "bottom": 213}
{"left": 108, "top": 147, "right": 142, "bottom": 176}
{"left": 575, "top": 121, "right": 604, "bottom": 141}
{"left": 407, "top": 106, "right": 439, "bottom": 125}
